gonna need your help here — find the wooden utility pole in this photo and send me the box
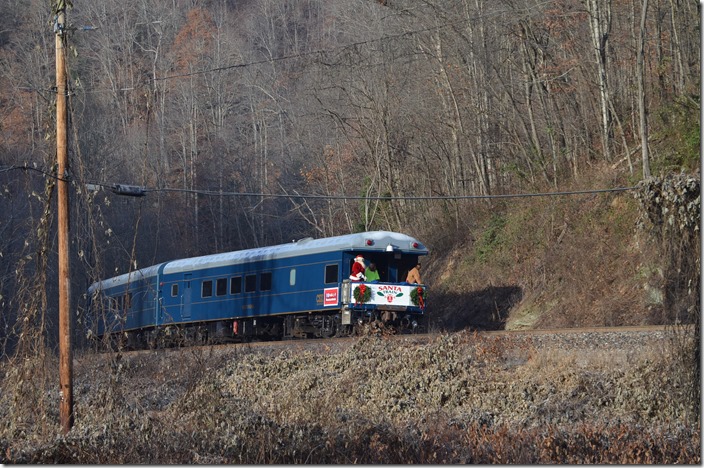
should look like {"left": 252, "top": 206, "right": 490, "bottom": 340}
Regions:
{"left": 55, "top": 1, "right": 74, "bottom": 434}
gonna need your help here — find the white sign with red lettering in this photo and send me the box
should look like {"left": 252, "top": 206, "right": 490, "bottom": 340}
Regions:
{"left": 348, "top": 283, "right": 421, "bottom": 307}
{"left": 372, "top": 284, "right": 411, "bottom": 306}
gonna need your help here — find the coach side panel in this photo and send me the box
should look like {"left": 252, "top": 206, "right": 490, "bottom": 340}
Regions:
{"left": 157, "top": 251, "right": 343, "bottom": 325}
{"left": 95, "top": 276, "right": 159, "bottom": 335}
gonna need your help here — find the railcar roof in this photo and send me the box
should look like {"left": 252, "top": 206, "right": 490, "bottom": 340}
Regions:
{"left": 88, "top": 231, "right": 427, "bottom": 291}
{"left": 88, "top": 263, "right": 163, "bottom": 294}
{"left": 163, "top": 231, "right": 427, "bottom": 275}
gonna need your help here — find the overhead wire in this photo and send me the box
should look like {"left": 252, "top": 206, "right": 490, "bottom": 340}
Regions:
{"left": 149, "top": 0, "right": 558, "bottom": 82}
{"left": 0, "top": 164, "right": 637, "bottom": 200}
{"left": 141, "top": 186, "right": 638, "bottom": 200}
{"left": 15, "top": 0, "right": 555, "bottom": 96}
{"left": 0, "top": 164, "right": 63, "bottom": 180}
{"left": 3, "top": 0, "right": 636, "bottom": 204}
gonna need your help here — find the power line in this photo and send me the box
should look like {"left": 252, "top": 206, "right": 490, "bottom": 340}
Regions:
{"left": 23, "top": 13, "right": 484, "bottom": 93}
{"left": 0, "top": 164, "right": 63, "bottom": 180}
{"left": 151, "top": 29, "right": 431, "bottom": 82}
{"left": 150, "top": 8, "right": 509, "bottom": 82}
{"left": 0, "top": 164, "right": 637, "bottom": 200}
{"left": 142, "top": 186, "right": 637, "bottom": 200}
{"left": 14, "top": 1, "right": 556, "bottom": 96}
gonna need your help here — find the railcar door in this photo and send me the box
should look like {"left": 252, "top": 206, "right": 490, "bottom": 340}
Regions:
{"left": 182, "top": 273, "right": 192, "bottom": 320}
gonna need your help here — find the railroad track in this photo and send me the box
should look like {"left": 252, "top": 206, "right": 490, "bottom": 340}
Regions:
{"left": 78, "top": 323, "right": 684, "bottom": 362}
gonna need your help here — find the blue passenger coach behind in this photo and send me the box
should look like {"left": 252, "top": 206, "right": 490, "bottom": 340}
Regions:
{"left": 87, "top": 231, "right": 429, "bottom": 348}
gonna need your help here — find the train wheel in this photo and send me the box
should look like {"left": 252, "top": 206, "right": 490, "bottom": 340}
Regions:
{"left": 319, "top": 315, "right": 337, "bottom": 339}
{"left": 335, "top": 324, "right": 352, "bottom": 337}
{"left": 195, "top": 327, "right": 208, "bottom": 345}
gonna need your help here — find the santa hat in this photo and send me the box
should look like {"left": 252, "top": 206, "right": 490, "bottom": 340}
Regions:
{"left": 355, "top": 255, "right": 364, "bottom": 261}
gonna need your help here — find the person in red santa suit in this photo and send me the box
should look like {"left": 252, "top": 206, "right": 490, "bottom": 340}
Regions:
{"left": 349, "top": 255, "right": 367, "bottom": 281}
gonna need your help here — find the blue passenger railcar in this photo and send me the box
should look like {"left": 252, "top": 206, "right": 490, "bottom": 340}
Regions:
{"left": 87, "top": 231, "right": 429, "bottom": 348}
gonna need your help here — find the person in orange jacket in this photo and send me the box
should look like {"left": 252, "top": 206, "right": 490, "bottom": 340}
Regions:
{"left": 405, "top": 263, "right": 422, "bottom": 284}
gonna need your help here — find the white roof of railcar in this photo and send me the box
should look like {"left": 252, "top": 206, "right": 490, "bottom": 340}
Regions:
{"left": 87, "top": 263, "right": 163, "bottom": 294}
{"left": 88, "top": 231, "right": 427, "bottom": 292}
{"left": 163, "top": 231, "right": 427, "bottom": 275}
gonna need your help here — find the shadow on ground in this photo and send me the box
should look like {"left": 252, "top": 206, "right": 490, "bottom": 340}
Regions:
{"left": 429, "top": 285, "right": 523, "bottom": 332}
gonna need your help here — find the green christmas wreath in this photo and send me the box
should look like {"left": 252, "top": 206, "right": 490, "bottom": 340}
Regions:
{"left": 410, "top": 287, "right": 426, "bottom": 307}
{"left": 353, "top": 284, "right": 372, "bottom": 303}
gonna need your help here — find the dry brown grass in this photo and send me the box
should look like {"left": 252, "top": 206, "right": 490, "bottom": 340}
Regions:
{"left": 425, "top": 188, "right": 651, "bottom": 334}
{"left": 0, "top": 330, "right": 699, "bottom": 464}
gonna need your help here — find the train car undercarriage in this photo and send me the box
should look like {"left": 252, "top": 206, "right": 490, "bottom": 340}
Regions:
{"left": 97, "top": 308, "right": 424, "bottom": 351}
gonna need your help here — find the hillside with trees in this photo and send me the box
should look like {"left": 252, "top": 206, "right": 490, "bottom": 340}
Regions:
{"left": 0, "top": 0, "right": 699, "bottom": 343}
{"left": 1, "top": 0, "right": 699, "bottom": 334}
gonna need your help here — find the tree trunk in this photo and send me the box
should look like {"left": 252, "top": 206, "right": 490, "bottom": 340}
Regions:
{"left": 637, "top": 0, "right": 651, "bottom": 178}
{"left": 586, "top": 0, "right": 613, "bottom": 161}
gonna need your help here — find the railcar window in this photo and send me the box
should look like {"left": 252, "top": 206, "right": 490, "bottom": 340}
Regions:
{"left": 124, "top": 293, "right": 132, "bottom": 310}
{"left": 289, "top": 269, "right": 296, "bottom": 286}
{"left": 171, "top": 284, "right": 178, "bottom": 297}
{"left": 230, "top": 276, "right": 242, "bottom": 294}
{"left": 216, "top": 278, "right": 227, "bottom": 296}
{"left": 261, "top": 272, "right": 272, "bottom": 291}
{"left": 202, "top": 280, "right": 213, "bottom": 298}
{"left": 325, "top": 264, "right": 338, "bottom": 284}
{"left": 245, "top": 274, "right": 257, "bottom": 292}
